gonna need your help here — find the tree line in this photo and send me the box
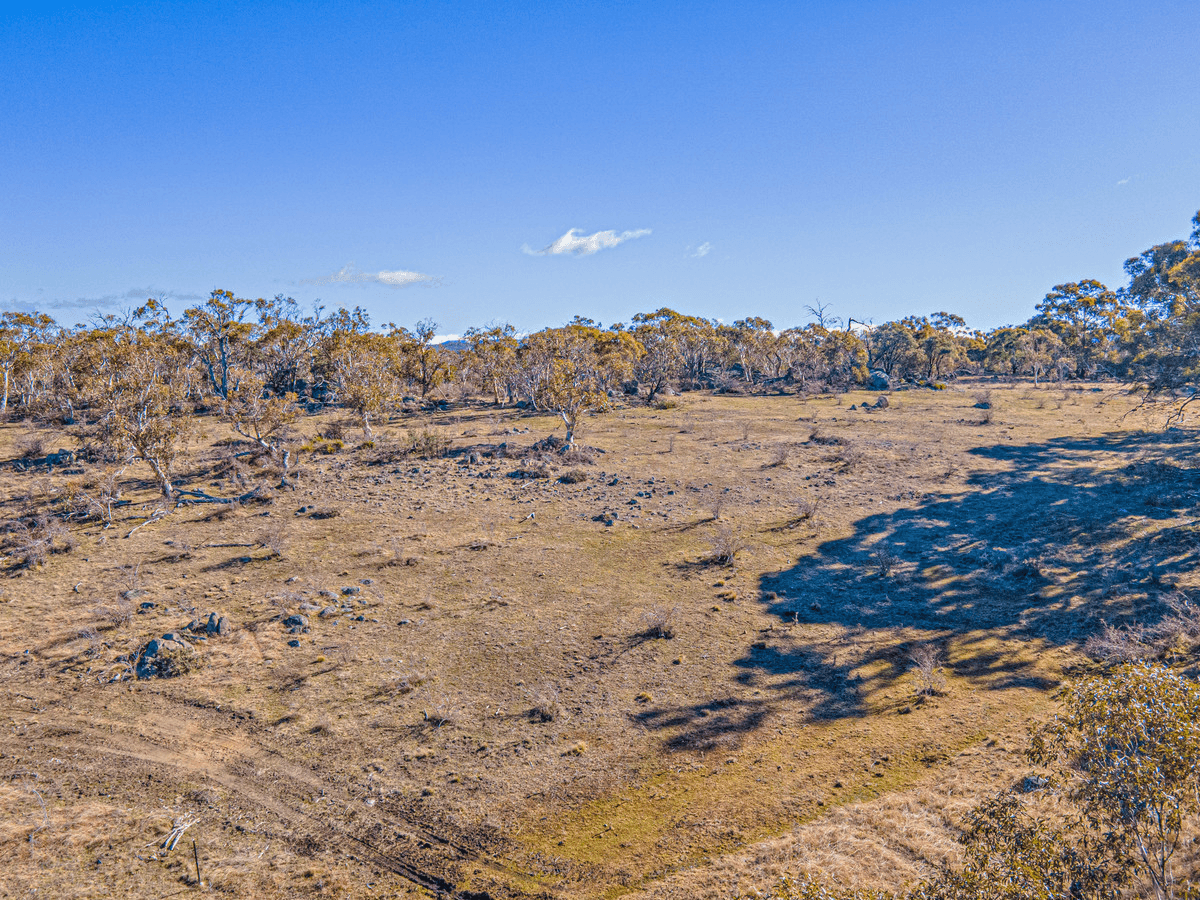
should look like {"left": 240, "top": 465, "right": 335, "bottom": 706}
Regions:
{"left": 0, "top": 209, "right": 1197, "bottom": 497}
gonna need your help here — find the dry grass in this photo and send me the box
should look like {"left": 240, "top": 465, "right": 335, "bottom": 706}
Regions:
{"left": 0, "top": 380, "right": 1195, "bottom": 898}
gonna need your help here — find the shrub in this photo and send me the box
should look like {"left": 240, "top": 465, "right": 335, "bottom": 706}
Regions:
{"left": 16, "top": 434, "right": 46, "bottom": 459}
{"left": 708, "top": 523, "right": 745, "bottom": 565}
{"left": 642, "top": 606, "right": 677, "bottom": 639}
{"left": 557, "top": 468, "right": 588, "bottom": 484}
{"left": 908, "top": 644, "right": 946, "bottom": 696}
{"left": 1030, "top": 663, "right": 1200, "bottom": 899}
{"left": 526, "top": 685, "right": 562, "bottom": 723}
{"left": 794, "top": 496, "right": 821, "bottom": 523}
{"left": 405, "top": 427, "right": 450, "bottom": 459}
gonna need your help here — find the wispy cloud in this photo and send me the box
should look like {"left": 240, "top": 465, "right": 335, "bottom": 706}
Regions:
{"left": 304, "top": 263, "right": 438, "bottom": 288}
{"left": 3, "top": 287, "right": 207, "bottom": 315}
{"left": 690, "top": 242, "right": 712, "bottom": 258}
{"left": 523, "top": 227, "right": 651, "bottom": 257}
{"left": 1116, "top": 177, "right": 1130, "bottom": 186}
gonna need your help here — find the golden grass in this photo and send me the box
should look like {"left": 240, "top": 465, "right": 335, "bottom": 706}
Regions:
{"left": 0, "top": 381, "right": 1195, "bottom": 897}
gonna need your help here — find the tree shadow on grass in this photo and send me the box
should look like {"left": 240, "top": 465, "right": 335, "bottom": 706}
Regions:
{"left": 638, "top": 428, "right": 1200, "bottom": 752}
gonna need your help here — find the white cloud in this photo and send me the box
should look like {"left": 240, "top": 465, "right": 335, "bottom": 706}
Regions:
{"left": 305, "top": 263, "right": 436, "bottom": 288}
{"left": 690, "top": 242, "right": 712, "bottom": 258}
{"left": 1116, "top": 177, "right": 1130, "bottom": 186}
{"left": 523, "top": 227, "right": 651, "bottom": 257}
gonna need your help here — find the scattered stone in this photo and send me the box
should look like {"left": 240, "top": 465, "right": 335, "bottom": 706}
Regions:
{"left": 973, "top": 401, "right": 991, "bottom": 409}
{"left": 136, "top": 635, "right": 194, "bottom": 679}
{"left": 874, "top": 396, "right": 889, "bottom": 409}
{"left": 287, "top": 639, "right": 301, "bottom": 648}
{"left": 318, "top": 606, "right": 338, "bottom": 618}
{"left": 342, "top": 586, "right": 361, "bottom": 596}
{"left": 282, "top": 614, "right": 310, "bottom": 634}
{"left": 298, "top": 602, "right": 319, "bottom": 612}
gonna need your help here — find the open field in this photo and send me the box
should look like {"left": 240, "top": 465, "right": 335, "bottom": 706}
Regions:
{"left": 1, "top": 380, "right": 1198, "bottom": 898}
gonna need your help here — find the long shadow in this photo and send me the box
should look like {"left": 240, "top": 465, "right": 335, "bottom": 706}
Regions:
{"left": 637, "top": 428, "right": 1200, "bottom": 751}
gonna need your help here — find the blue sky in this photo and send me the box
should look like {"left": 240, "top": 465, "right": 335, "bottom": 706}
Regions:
{"left": 3, "top": 1, "right": 1199, "bottom": 334}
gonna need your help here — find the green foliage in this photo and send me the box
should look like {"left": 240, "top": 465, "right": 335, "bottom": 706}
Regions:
{"left": 1030, "top": 663, "right": 1200, "bottom": 899}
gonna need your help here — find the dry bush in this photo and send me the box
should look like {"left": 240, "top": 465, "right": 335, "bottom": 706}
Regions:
{"left": 93, "top": 596, "right": 134, "bottom": 629}
{"left": 405, "top": 427, "right": 450, "bottom": 459}
{"left": 2, "top": 516, "right": 75, "bottom": 569}
{"left": 836, "top": 441, "right": 865, "bottom": 469}
{"left": 808, "top": 427, "right": 841, "bottom": 446}
{"left": 526, "top": 684, "right": 562, "bottom": 723}
{"left": 794, "top": 496, "right": 821, "bottom": 524}
{"left": 509, "top": 458, "right": 550, "bottom": 479}
{"left": 709, "top": 523, "right": 745, "bottom": 565}
{"left": 259, "top": 518, "right": 288, "bottom": 558}
{"left": 16, "top": 433, "right": 46, "bottom": 459}
{"left": 768, "top": 444, "right": 791, "bottom": 467}
{"left": 741, "top": 421, "right": 752, "bottom": 442}
{"left": 424, "top": 695, "right": 457, "bottom": 728}
{"left": 319, "top": 420, "right": 348, "bottom": 441}
{"left": 872, "top": 545, "right": 897, "bottom": 579}
{"left": 384, "top": 669, "right": 427, "bottom": 696}
{"left": 705, "top": 490, "right": 727, "bottom": 521}
{"left": 642, "top": 605, "right": 678, "bottom": 639}
{"left": 561, "top": 445, "right": 597, "bottom": 464}
{"left": 1153, "top": 592, "right": 1200, "bottom": 641}
{"left": 1083, "top": 622, "right": 1148, "bottom": 662}
{"left": 909, "top": 644, "right": 947, "bottom": 696}
{"left": 557, "top": 468, "right": 588, "bottom": 484}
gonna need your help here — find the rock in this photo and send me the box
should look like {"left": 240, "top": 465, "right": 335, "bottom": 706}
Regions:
{"left": 318, "top": 606, "right": 338, "bottom": 618}
{"left": 317, "top": 590, "right": 337, "bottom": 599}
{"left": 212, "top": 614, "right": 230, "bottom": 636}
{"left": 867, "top": 370, "right": 891, "bottom": 390}
{"left": 973, "top": 401, "right": 991, "bottom": 409}
{"left": 359, "top": 578, "right": 373, "bottom": 585}
{"left": 849, "top": 404, "right": 857, "bottom": 410}
{"left": 287, "top": 639, "right": 301, "bottom": 648}
{"left": 873, "top": 396, "right": 889, "bottom": 409}
{"left": 282, "top": 614, "right": 310, "bottom": 634}
{"left": 1022, "top": 775, "right": 1049, "bottom": 793}
{"left": 136, "top": 635, "right": 193, "bottom": 679}
{"left": 341, "top": 586, "right": 361, "bottom": 596}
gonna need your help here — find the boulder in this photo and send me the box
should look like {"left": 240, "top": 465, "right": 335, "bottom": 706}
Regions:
{"left": 282, "top": 614, "right": 310, "bottom": 634}
{"left": 867, "top": 370, "right": 891, "bottom": 391}
{"left": 318, "top": 606, "right": 338, "bottom": 618}
{"left": 136, "top": 635, "right": 193, "bottom": 679}
{"left": 873, "top": 396, "right": 889, "bottom": 409}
